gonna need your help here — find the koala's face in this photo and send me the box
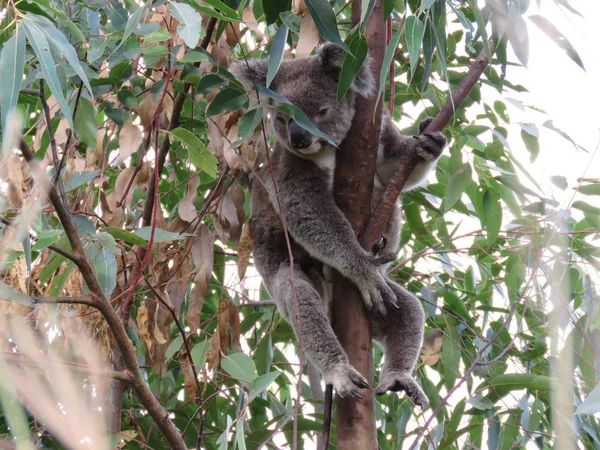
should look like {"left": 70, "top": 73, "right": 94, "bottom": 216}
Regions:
{"left": 270, "top": 60, "right": 357, "bottom": 155}
{"left": 230, "top": 44, "right": 374, "bottom": 157}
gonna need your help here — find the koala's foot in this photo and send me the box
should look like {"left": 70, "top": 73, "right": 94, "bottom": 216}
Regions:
{"left": 375, "top": 371, "right": 429, "bottom": 408}
{"left": 324, "top": 363, "right": 370, "bottom": 399}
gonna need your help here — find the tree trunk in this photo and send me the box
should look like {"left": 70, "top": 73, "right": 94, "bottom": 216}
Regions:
{"left": 332, "top": 1, "right": 385, "bottom": 447}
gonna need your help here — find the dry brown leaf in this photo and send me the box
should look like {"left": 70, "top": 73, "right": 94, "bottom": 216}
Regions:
{"left": 179, "top": 354, "right": 198, "bottom": 401}
{"left": 237, "top": 220, "right": 253, "bottom": 280}
{"left": 178, "top": 175, "right": 200, "bottom": 222}
{"left": 296, "top": 13, "right": 319, "bottom": 58}
{"left": 293, "top": 0, "right": 307, "bottom": 14}
{"left": 54, "top": 118, "right": 70, "bottom": 147}
{"left": 165, "top": 239, "right": 193, "bottom": 313}
{"left": 206, "top": 329, "right": 221, "bottom": 370}
{"left": 211, "top": 35, "right": 232, "bottom": 68}
{"left": 217, "top": 298, "right": 230, "bottom": 353}
{"left": 118, "top": 121, "right": 143, "bottom": 162}
{"left": 136, "top": 304, "right": 152, "bottom": 351}
{"left": 186, "top": 281, "right": 205, "bottom": 329}
{"left": 225, "top": 21, "right": 240, "bottom": 46}
{"left": 228, "top": 302, "right": 242, "bottom": 352}
{"left": 215, "top": 183, "right": 245, "bottom": 243}
{"left": 192, "top": 224, "right": 215, "bottom": 295}
{"left": 100, "top": 191, "right": 124, "bottom": 227}
{"left": 138, "top": 93, "right": 157, "bottom": 128}
{"left": 114, "top": 167, "right": 137, "bottom": 208}
{"left": 421, "top": 328, "right": 443, "bottom": 366}
{"left": 242, "top": 7, "right": 264, "bottom": 41}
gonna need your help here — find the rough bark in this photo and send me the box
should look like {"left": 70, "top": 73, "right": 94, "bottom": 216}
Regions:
{"left": 331, "top": 1, "right": 386, "bottom": 448}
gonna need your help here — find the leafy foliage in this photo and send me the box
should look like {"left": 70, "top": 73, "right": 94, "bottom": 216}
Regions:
{"left": 0, "top": 0, "right": 596, "bottom": 449}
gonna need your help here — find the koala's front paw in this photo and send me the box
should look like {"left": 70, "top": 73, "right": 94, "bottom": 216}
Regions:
{"left": 375, "top": 371, "right": 429, "bottom": 408}
{"left": 414, "top": 132, "right": 446, "bottom": 161}
{"left": 324, "top": 363, "right": 370, "bottom": 399}
{"left": 358, "top": 271, "right": 398, "bottom": 316}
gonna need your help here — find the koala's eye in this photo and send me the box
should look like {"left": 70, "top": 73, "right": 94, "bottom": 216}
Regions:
{"left": 318, "top": 106, "right": 330, "bottom": 117}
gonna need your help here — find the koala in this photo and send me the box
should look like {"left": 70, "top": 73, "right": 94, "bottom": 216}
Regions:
{"left": 229, "top": 44, "right": 446, "bottom": 407}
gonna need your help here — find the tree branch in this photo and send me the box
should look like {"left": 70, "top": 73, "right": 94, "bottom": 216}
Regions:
{"left": 18, "top": 138, "right": 187, "bottom": 450}
{"left": 361, "top": 39, "right": 495, "bottom": 248}
{"left": 331, "top": 1, "right": 386, "bottom": 448}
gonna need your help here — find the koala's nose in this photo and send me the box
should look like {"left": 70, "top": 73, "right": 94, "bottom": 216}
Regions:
{"left": 288, "top": 120, "right": 313, "bottom": 149}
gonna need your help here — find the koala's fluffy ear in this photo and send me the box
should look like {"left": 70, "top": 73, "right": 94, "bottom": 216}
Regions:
{"left": 318, "top": 43, "right": 375, "bottom": 98}
{"left": 229, "top": 59, "right": 268, "bottom": 89}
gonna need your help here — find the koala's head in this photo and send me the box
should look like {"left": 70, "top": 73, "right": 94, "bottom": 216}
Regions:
{"left": 230, "top": 43, "right": 374, "bottom": 156}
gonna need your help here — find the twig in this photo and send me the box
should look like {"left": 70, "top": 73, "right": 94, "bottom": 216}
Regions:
{"left": 360, "top": 39, "right": 496, "bottom": 248}
{"left": 320, "top": 384, "right": 333, "bottom": 450}
{"left": 39, "top": 82, "right": 69, "bottom": 210}
{"left": 17, "top": 138, "right": 187, "bottom": 450}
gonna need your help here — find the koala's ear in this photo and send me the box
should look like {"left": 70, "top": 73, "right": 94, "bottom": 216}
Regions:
{"left": 229, "top": 59, "right": 268, "bottom": 89}
{"left": 318, "top": 43, "right": 375, "bottom": 98}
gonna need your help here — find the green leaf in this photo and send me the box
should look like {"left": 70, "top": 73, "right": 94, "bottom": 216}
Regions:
{"left": 304, "top": 0, "right": 349, "bottom": 51}
{"left": 191, "top": 340, "right": 210, "bottom": 367}
{"left": 167, "top": 128, "right": 218, "bottom": 178}
{"left": 405, "top": 15, "right": 426, "bottom": 79}
{"left": 577, "top": 184, "right": 600, "bottom": 196}
{"left": 442, "top": 326, "right": 461, "bottom": 389}
{"left": 104, "top": 227, "right": 148, "bottom": 248}
{"left": 476, "top": 374, "right": 552, "bottom": 402}
{"left": 166, "top": 335, "right": 184, "bottom": 360}
{"left": 249, "top": 371, "right": 280, "bottom": 401}
{"left": 32, "top": 229, "right": 63, "bottom": 252}
{"left": 113, "top": 0, "right": 151, "bottom": 54}
{"left": 263, "top": 0, "right": 291, "bottom": 25}
{"left": 483, "top": 189, "right": 502, "bottom": 246}
{"left": 73, "top": 97, "right": 97, "bottom": 150}
{"left": 206, "top": 87, "right": 248, "bottom": 116}
{"left": 180, "top": 51, "right": 211, "bottom": 63}
{"left": 520, "top": 127, "right": 540, "bottom": 162}
{"left": 134, "top": 227, "right": 191, "bottom": 242}
{"left": 441, "top": 164, "right": 472, "bottom": 213}
{"left": 168, "top": 3, "right": 202, "bottom": 49}
{"left": 238, "top": 107, "right": 264, "bottom": 141}
{"left": 222, "top": 352, "right": 257, "bottom": 382}
{"left": 255, "top": 87, "right": 334, "bottom": 145}
{"left": 337, "top": 32, "right": 368, "bottom": 101}
{"left": 92, "top": 247, "right": 116, "bottom": 298}
{"left": 467, "top": 0, "right": 491, "bottom": 62}
{"left": 26, "top": 14, "right": 93, "bottom": 95}
{"left": 275, "top": 104, "right": 335, "bottom": 145}
{"left": 375, "top": 29, "right": 402, "bottom": 111}
{"left": 22, "top": 19, "right": 73, "bottom": 127}
{"left": 529, "top": 15, "right": 585, "bottom": 71}
{"left": 0, "top": 281, "right": 32, "bottom": 306}
{"left": 93, "top": 231, "right": 120, "bottom": 253}
{"left": 267, "top": 25, "right": 288, "bottom": 88}
{"left": 550, "top": 175, "right": 568, "bottom": 190}
{"left": 201, "top": 0, "right": 242, "bottom": 21}
{"left": 577, "top": 380, "right": 600, "bottom": 415}
{"left": 0, "top": 24, "right": 25, "bottom": 130}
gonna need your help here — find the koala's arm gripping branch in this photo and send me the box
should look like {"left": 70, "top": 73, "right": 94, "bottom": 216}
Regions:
{"left": 360, "top": 38, "right": 496, "bottom": 249}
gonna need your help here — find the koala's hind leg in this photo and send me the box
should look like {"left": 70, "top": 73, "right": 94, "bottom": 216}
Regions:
{"left": 269, "top": 264, "right": 369, "bottom": 399}
{"left": 372, "top": 280, "right": 429, "bottom": 408}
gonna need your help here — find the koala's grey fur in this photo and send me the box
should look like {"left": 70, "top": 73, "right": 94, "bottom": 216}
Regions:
{"left": 229, "top": 44, "right": 446, "bottom": 407}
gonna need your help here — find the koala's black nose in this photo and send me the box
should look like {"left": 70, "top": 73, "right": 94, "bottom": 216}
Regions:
{"left": 288, "top": 120, "right": 313, "bottom": 149}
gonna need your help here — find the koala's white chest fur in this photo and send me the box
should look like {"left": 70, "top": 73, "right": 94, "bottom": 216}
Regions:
{"left": 311, "top": 148, "right": 336, "bottom": 189}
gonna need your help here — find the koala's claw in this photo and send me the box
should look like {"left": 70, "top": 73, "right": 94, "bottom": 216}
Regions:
{"left": 419, "top": 117, "right": 435, "bottom": 134}
{"left": 371, "top": 235, "right": 388, "bottom": 255}
{"left": 375, "top": 371, "right": 429, "bottom": 409}
{"left": 325, "top": 363, "right": 370, "bottom": 399}
{"left": 370, "top": 252, "right": 396, "bottom": 266}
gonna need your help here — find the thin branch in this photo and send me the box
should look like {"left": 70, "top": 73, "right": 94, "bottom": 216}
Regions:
{"left": 32, "top": 296, "right": 96, "bottom": 306}
{"left": 17, "top": 138, "right": 187, "bottom": 450}
{"left": 39, "top": 82, "right": 69, "bottom": 210}
{"left": 361, "top": 39, "right": 496, "bottom": 248}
